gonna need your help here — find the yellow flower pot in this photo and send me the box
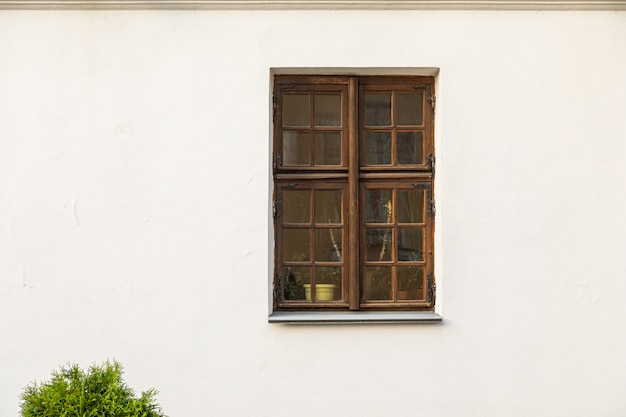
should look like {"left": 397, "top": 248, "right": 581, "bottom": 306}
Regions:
{"left": 303, "top": 284, "right": 337, "bottom": 301}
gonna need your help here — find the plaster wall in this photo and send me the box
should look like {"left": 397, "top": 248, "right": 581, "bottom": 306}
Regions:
{"left": 1, "top": 9, "right": 626, "bottom": 417}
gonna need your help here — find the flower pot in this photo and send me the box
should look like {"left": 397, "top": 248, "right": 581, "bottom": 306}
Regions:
{"left": 303, "top": 284, "right": 337, "bottom": 301}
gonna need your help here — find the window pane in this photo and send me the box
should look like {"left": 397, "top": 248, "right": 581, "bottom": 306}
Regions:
{"left": 314, "top": 93, "right": 341, "bottom": 126}
{"left": 283, "top": 131, "right": 310, "bottom": 166}
{"left": 283, "top": 267, "right": 310, "bottom": 301}
{"left": 365, "top": 132, "right": 391, "bottom": 165}
{"left": 397, "top": 266, "right": 424, "bottom": 300}
{"left": 397, "top": 131, "right": 424, "bottom": 165}
{"left": 315, "top": 228, "right": 342, "bottom": 262}
{"left": 365, "top": 189, "right": 392, "bottom": 223}
{"left": 316, "top": 267, "right": 342, "bottom": 301}
{"left": 365, "top": 93, "right": 391, "bottom": 126}
{"left": 283, "top": 93, "right": 309, "bottom": 127}
{"left": 397, "top": 93, "right": 423, "bottom": 125}
{"left": 366, "top": 228, "right": 392, "bottom": 262}
{"left": 315, "top": 189, "right": 342, "bottom": 224}
{"left": 365, "top": 267, "right": 391, "bottom": 300}
{"left": 314, "top": 132, "right": 341, "bottom": 165}
{"left": 397, "top": 227, "right": 423, "bottom": 261}
{"left": 283, "top": 190, "right": 310, "bottom": 224}
{"left": 284, "top": 229, "right": 310, "bottom": 262}
{"left": 397, "top": 189, "right": 424, "bottom": 223}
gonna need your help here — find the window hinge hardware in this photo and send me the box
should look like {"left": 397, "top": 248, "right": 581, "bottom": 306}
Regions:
{"left": 273, "top": 154, "right": 282, "bottom": 172}
{"left": 427, "top": 198, "right": 436, "bottom": 218}
{"left": 274, "top": 274, "right": 282, "bottom": 306}
{"left": 272, "top": 200, "right": 279, "bottom": 219}
{"left": 427, "top": 273, "right": 436, "bottom": 306}
{"left": 272, "top": 93, "right": 278, "bottom": 123}
{"left": 426, "top": 93, "right": 436, "bottom": 119}
{"left": 427, "top": 153, "right": 436, "bottom": 176}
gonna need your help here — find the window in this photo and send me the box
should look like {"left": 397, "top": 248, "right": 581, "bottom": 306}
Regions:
{"left": 272, "top": 75, "right": 435, "bottom": 313}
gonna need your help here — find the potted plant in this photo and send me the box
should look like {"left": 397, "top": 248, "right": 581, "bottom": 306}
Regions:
{"left": 20, "top": 360, "right": 167, "bottom": 417}
{"left": 284, "top": 271, "right": 305, "bottom": 300}
{"left": 304, "top": 266, "right": 341, "bottom": 301}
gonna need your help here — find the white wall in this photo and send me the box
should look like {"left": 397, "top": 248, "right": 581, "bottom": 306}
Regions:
{"left": 1, "top": 9, "right": 626, "bottom": 417}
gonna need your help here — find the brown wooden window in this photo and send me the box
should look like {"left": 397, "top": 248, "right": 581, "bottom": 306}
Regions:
{"left": 273, "top": 75, "right": 435, "bottom": 311}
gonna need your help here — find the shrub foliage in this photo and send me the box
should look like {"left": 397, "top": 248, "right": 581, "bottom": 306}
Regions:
{"left": 20, "top": 360, "right": 166, "bottom": 417}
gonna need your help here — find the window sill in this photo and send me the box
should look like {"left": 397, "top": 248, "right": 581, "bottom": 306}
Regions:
{"left": 268, "top": 311, "right": 442, "bottom": 324}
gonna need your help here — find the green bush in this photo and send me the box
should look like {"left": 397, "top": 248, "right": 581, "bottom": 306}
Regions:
{"left": 20, "top": 360, "right": 167, "bottom": 417}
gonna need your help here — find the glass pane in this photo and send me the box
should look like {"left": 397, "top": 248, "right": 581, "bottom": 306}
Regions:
{"left": 397, "top": 93, "right": 423, "bottom": 125}
{"left": 397, "top": 227, "right": 423, "bottom": 261}
{"left": 283, "top": 190, "right": 310, "bottom": 224}
{"left": 397, "top": 189, "right": 424, "bottom": 223}
{"left": 365, "top": 267, "right": 391, "bottom": 300}
{"left": 365, "top": 93, "right": 391, "bottom": 126}
{"left": 314, "top": 132, "right": 341, "bottom": 165}
{"left": 315, "top": 228, "right": 342, "bottom": 262}
{"left": 283, "top": 93, "right": 309, "bottom": 127}
{"left": 283, "top": 132, "right": 310, "bottom": 166}
{"left": 365, "top": 189, "right": 393, "bottom": 223}
{"left": 283, "top": 267, "right": 310, "bottom": 301}
{"left": 366, "top": 228, "right": 392, "bottom": 262}
{"left": 315, "top": 267, "right": 342, "bottom": 301}
{"left": 314, "top": 93, "right": 341, "bottom": 127}
{"left": 365, "top": 132, "right": 391, "bottom": 165}
{"left": 397, "top": 132, "right": 424, "bottom": 165}
{"left": 397, "top": 266, "right": 424, "bottom": 300}
{"left": 283, "top": 228, "right": 310, "bottom": 262}
{"left": 315, "top": 189, "right": 342, "bottom": 224}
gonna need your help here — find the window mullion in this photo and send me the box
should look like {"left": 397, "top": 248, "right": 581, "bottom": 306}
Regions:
{"left": 348, "top": 77, "right": 360, "bottom": 310}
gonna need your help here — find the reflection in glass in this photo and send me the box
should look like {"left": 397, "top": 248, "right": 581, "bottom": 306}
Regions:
{"left": 397, "top": 93, "right": 423, "bottom": 125}
{"left": 283, "top": 132, "right": 310, "bottom": 166}
{"left": 314, "top": 94, "right": 341, "bottom": 126}
{"left": 315, "top": 189, "right": 342, "bottom": 224}
{"left": 284, "top": 229, "right": 310, "bottom": 261}
{"left": 365, "top": 93, "right": 391, "bottom": 126}
{"left": 283, "top": 190, "right": 310, "bottom": 224}
{"left": 283, "top": 93, "right": 309, "bottom": 127}
{"left": 315, "top": 228, "right": 342, "bottom": 262}
{"left": 397, "top": 266, "right": 424, "bottom": 300}
{"left": 365, "top": 132, "right": 391, "bottom": 165}
{"left": 314, "top": 132, "right": 341, "bottom": 165}
{"left": 365, "top": 267, "right": 391, "bottom": 300}
{"left": 397, "top": 227, "right": 423, "bottom": 261}
{"left": 397, "top": 189, "right": 424, "bottom": 223}
{"left": 283, "top": 267, "right": 310, "bottom": 300}
{"left": 366, "top": 228, "right": 392, "bottom": 262}
{"left": 397, "top": 131, "right": 423, "bottom": 165}
{"left": 365, "top": 189, "right": 392, "bottom": 223}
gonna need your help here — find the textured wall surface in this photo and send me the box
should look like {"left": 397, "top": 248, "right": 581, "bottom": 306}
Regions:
{"left": 1, "top": 9, "right": 625, "bottom": 417}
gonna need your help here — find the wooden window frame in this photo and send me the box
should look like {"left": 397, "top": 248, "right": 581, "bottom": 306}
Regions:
{"left": 273, "top": 74, "right": 435, "bottom": 312}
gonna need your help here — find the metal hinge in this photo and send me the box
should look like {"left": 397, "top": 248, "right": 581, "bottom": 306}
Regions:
{"left": 272, "top": 93, "right": 278, "bottom": 123}
{"left": 272, "top": 154, "right": 282, "bottom": 172}
{"left": 427, "top": 153, "right": 435, "bottom": 176}
{"left": 427, "top": 198, "right": 436, "bottom": 218}
{"left": 427, "top": 273, "right": 436, "bottom": 305}
{"left": 273, "top": 273, "right": 282, "bottom": 306}
{"left": 426, "top": 93, "right": 436, "bottom": 119}
{"left": 272, "top": 199, "right": 281, "bottom": 220}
